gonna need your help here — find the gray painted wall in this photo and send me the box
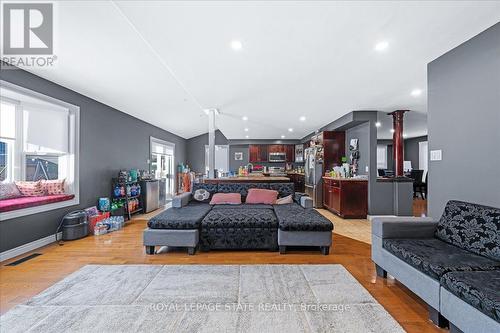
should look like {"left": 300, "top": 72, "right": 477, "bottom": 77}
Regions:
{"left": 229, "top": 145, "right": 250, "bottom": 171}
{"left": 427, "top": 22, "right": 500, "bottom": 218}
{"left": 0, "top": 65, "right": 187, "bottom": 252}
{"left": 346, "top": 123, "right": 369, "bottom": 175}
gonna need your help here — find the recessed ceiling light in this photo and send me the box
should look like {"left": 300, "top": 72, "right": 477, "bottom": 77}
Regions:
{"left": 281, "top": 135, "right": 285, "bottom": 139}
{"left": 242, "top": 116, "right": 248, "bottom": 121}
{"left": 411, "top": 89, "right": 422, "bottom": 97}
{"left": 375, "top": 122, "right": 381, "bottom": 128}
{"left": 390, "top": 129, "right": 395, "bottom": 133}
{"left": 299, "top": 116, "right": 306, "bottom": 122}
{"left": 245, "top": 135, "right": 249, "bottom": 139}
{"left": 374, "top": 41, "right": 389, "bottom": 52}
{"left": 244, "top": 128, "right": 249, "bottom": 132}
{"left": 288, "top": 128, "right": 293, "bottom": 132}
{"left": 230, "top": 40, "right": 243, "bottom": 51}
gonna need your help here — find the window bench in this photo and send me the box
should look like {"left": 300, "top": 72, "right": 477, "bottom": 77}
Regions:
{"left": 0, "top": 194, "right": 75, "bottom": 213}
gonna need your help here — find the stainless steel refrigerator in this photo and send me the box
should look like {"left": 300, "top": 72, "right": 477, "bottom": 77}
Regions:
{"left": 304, "top": 147, "right": 323, "bottom": 208}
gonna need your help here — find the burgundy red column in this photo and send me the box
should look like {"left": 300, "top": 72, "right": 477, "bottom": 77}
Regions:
{"left": 388, "top": 110, "right": 408, "bottom": 177}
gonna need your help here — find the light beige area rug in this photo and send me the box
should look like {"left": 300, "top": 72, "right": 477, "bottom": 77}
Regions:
{"left": 1, "top": 264, "right": 404, "bottom": 332}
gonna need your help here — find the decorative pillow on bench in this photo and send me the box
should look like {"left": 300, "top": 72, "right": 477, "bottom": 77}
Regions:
{"left": 41, "top": 179, "right": 66, "bottom": 195}
{"left": 14, "top": 180, "right": 45, "bottom": 197}
{"left": 0, "top": 182, "right": 22, "bottom": 200}
{"left": 209, "top": 193, "right": 242, "bottom": 205}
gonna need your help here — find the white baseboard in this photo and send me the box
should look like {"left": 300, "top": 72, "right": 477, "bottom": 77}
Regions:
{"left": 0, "top": 232, "right": 62, "bottom": 262}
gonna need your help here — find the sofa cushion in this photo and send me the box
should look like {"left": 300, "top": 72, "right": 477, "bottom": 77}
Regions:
{"left": 274, "top": 203, "right": 333, "bottom": 232}
{"left": 269, "top": 183, "right": 295, "bottom": 198}
{"left": 201, "top": 207, "right": 278, "bottom": 229}
{"left": 209, "top": 193, "right": 242, "bottom": 205}
{"left": 441, "top": 270, "right": 500, "bottom": 323}
{"left": 435, "top": 200, "right": 500, "bottom": 261}
{"left": 217, "top": 183, "right": 269, "bottom": 199}
{"left": 211, "top": 204, "right": 273, "bottom": 210}
{"left": 191, "top": 183, "right": 218, "bottom": 203}
{"left": 147, "top": 203, "right": 212, "bottom": 229}
{"left": 383, "top": 238, "right": 500, "bottom": 280}
{"left": 245, "top": 188, "right": 278, "bottom": 204}
{"left": 275, "top": 195, "right": 293, "bottom": 205}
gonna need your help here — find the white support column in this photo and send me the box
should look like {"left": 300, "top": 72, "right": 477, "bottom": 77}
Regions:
{"left": 207, "top": 109, "right": 217, "bottom": 178}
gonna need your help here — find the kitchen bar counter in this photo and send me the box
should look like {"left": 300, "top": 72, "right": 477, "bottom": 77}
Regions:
{"left": 203, "top": 176, "right": 290, "bottom": 184}
{"left": 376, "top": 177, "right": 413, "bottom": 183}
{"left": 287, "top": 172, "right": 305, "bottom": 192}
{"left": 323, "top": 177, "right": 368, "bottom": 182}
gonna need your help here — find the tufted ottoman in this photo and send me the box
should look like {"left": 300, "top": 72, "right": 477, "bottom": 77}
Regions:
{"left": 143, "top": 202, "right": 212, "bottom": 255}
{"left": 200, "top": 206, "right": 278, "bottom": 251}
{"left": 273, "top": 204, "right": 333, "bottom": 255}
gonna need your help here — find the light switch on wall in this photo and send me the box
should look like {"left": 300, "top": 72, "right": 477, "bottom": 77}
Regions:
{"left": 430, "top": 150, "right": 442, "bottom": 161}
{"left": 365, "top": 166, "right": 369, "bottom": 172}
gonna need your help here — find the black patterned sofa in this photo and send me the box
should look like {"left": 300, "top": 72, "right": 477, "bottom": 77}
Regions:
{"left": 372, "top": 200, "right": 500, "bottom": 332}
{"left": 143, "top": 182, "right": 333, "bottom": 255}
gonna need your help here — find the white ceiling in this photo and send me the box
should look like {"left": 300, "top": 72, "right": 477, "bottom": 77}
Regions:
{"left": 7, "top": 1, "right": 500, "bottom": 139}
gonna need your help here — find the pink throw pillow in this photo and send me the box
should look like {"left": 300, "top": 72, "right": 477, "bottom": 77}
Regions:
{"left": 41, "top": 179, "right": 66, "bottom": 195}
{"left": 209, "top": 193, "right": 242, "bottom": 205}
{"left": 275, "top": 194, "right": 293, "bottom": 205}
{"left": 246, "top": 189, "right": 278, "bottom": 204}
{"left": 15, "top": 180, "right": 45, "bottom": 197}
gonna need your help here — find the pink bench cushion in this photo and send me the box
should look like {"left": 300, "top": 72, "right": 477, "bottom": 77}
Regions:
{"left": 0, "top": 194, "right": 75, "bottom": 213}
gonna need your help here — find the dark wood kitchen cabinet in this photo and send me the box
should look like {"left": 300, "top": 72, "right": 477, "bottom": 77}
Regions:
{"left": 322, "top": 177, "right": 367, "bottom": 218}
{"left": 249, "top": 145, "right": 268, "bottom": 163}
{"left": 308, "top": 131, "right": 346, "bottom": 171}
{"left": 285, "top": 145, "right": 295, "bottom": 163}
{"left": 323, "top": 132, "right": 346, "bottom": 171}
{"left": 268, "top": 145, "right": 285, "bottom": 153}
{"left": 288, "top": 173, "right": 305, "bottom": 192}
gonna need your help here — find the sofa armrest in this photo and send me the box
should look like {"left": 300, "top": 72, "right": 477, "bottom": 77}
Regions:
{"left": 294, "top": 193, "right": 313, "bottom": 209}
{"left": 371, "top": 216, "right": 437, "bottom": 239}
{"left": 172, "top": 192, "right": 191, "bottom": 208}
{"left": 300, "top": 196, "right": 313, "bottom": 209}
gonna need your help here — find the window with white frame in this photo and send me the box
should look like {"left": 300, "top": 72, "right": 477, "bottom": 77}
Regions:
{"left": 376, "top": 145, "right": 388, "bottom": 170}
{"left": 0, "top": 81, "right": 79, "bottom": 217}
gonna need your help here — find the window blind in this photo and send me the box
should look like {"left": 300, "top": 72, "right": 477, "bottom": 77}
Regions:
{"left": 23, "top": 106, "right": 69, "bottom": 153}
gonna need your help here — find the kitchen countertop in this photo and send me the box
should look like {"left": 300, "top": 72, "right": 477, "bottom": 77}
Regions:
{"left": 286, "top": 172, "right": 305, "bottom": 176}
{"left": 203, "top": 176, "right": 291, "bottom": 183}
{"left": 376, "top": 177, "right": 413, "bottom": 183}
{"left": 323, "top": 176, "right": 368, "bottom": 181}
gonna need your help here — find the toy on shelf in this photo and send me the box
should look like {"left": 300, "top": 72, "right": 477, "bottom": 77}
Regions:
{"left": 111, "top": 169, "right": 144, "bottom": 220}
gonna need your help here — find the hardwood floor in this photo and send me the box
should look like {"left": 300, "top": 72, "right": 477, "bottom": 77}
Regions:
{"left": 0, "top": 210, "right": 443, "bottom": 332}
{"left": 413, "top": 198, "right": 428, "bottom": 217}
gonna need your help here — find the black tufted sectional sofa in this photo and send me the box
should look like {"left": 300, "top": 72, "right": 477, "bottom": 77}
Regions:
{"left": 143, "top": 182, "right": 333, "bottom": 255}
{"left": 372, "top": 200, "right": 500, "bottom": 333}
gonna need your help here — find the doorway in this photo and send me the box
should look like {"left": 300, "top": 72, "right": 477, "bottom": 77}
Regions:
{"left": 204, "top": 145, "right": 229, "bottom": 177}
{"left": 150, "top": 137, "right": 175, "bottom": 202}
